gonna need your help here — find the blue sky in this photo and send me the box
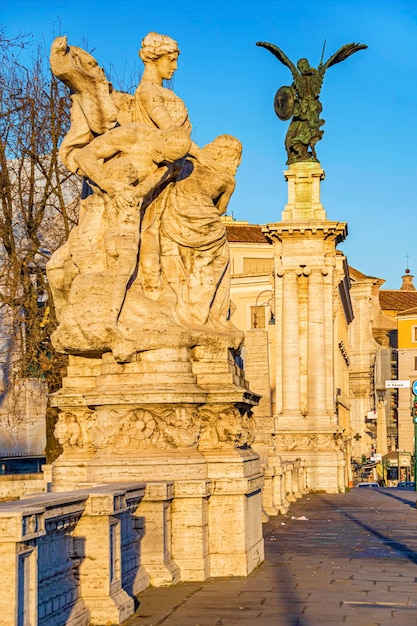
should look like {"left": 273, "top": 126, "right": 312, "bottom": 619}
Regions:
{"left": 2, "top": 0, "right": 417, "bottom": 289}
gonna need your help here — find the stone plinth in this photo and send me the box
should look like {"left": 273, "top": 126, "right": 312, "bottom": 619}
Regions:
{"left": 275, "top": 431, "right": 346, "bottom": 493}
{"left": 203, "top": 448, "right": 264, "bottom": 576}
{"left": 49, "top": 347, "right": 263, "bottom": 580}
{"left": 282, "top": 161, "right": 326, "bottom": 222}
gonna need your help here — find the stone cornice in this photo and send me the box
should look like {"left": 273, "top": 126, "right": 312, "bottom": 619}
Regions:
{"left": 262, "top": 220, "right": 348, "bottom": 245}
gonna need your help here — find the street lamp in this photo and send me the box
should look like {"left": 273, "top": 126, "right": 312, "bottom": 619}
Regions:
{"left": 376, "top": 388, "right": 388, "bottom": 458}
{"left": 411, "top": 392, "right": 417, "bottom": 489}
{"left": 252, "top": 290, "right": 275, "bottom": 328}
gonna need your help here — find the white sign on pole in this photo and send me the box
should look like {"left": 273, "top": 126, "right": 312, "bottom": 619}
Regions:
{"left": 385, "top": 380, "right": 410, "bottom": 388}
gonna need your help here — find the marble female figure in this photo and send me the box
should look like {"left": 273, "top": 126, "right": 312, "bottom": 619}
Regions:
{"left": 132, "top": 33, "right": 200, "bottom": 303}
{"left": 134, "top": 32, "right": 192, "bottom": 135}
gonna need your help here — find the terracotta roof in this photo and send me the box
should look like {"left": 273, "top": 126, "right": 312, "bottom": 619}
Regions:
{"left": 226, "top": 224, "right": 269, "bottom": 243}
{"left": 348, "top": 266, "right": 382, "bottom": 282}
{"left": 379, "top": 291, "right": 417, "bottom": 313}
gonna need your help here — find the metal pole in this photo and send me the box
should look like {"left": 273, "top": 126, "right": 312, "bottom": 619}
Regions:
{"left": 414, "top": 421, "right": 417, "bottom": 491}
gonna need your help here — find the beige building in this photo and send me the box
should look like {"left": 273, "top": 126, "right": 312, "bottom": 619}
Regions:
{"left": 297, "top": 261, "right": 417, "bottom": 466}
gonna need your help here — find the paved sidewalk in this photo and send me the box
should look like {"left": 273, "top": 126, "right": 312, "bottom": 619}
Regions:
{"left": 124, "top": 488, "right": 417, "bottom": 625}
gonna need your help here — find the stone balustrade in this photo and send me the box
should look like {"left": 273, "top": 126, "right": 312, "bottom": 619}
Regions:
{"left": 262, "top": 458, "right": 308, "bottom": 517}
{"left": 0, "top": 482, "right": 148, "bottom": 626}
{"left": 0, "top": 473, "right": 46, "bottom": 502}
{"left": 0, "top": 463, "right": 306, "bottom": 625}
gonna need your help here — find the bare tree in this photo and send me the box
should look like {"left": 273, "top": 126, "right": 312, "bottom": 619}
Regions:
{"left": 0, "top": 28, "right": 80, "bottom": 461}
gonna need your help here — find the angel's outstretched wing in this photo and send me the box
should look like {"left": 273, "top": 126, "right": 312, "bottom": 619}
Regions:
{"left": 320, "top": 42, "right": 367, "bottom": 72}
{"left": 308, "top": 42, "right": 367, "bottom": 98}
{"left": 256, "top": 41, "right": 301, "bottom": 87}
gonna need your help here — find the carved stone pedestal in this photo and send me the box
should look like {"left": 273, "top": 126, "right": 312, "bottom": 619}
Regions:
{"left": 50, "top": 347, "right": 263, "bottom": 581}
{"left": 263, "top": 160, "right": 350, "bottom": 493}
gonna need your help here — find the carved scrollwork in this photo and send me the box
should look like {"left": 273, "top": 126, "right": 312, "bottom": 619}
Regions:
{"left": 79, "top": 404, "right": 201, "bottom": 451}
{"left": 91, "top": 408, "right": 156, "bottom": 450}
{"left": 55, "top": 401, "right": 257, "bottom": 453}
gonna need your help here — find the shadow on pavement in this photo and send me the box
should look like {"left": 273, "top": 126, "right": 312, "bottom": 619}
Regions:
{"left": 376, "top": 488, "right": 417, "bottom": 508}
{"left": 264, "top": 525, "right": 313, "bottom": 626}
{"left": 324, "top": 492, "right": 417, "bottom": 565}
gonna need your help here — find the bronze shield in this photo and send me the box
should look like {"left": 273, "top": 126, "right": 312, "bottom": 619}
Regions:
{"left": 274, "top": 85, "right": 295, "bottom": 121}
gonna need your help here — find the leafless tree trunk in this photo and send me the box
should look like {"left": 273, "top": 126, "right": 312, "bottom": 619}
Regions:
{"left": 0, "top": 29, "right": 80, "bottom": 461}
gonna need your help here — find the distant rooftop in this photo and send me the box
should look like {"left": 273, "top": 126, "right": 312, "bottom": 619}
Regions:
{"left": 224, "top": 217, "right": 417, "bottom": 314}
{"left": 348, "top": 266, "right": 382, "bottom": 283}
{"left": 223, "top": 217, "right": 268, "bottom": 243}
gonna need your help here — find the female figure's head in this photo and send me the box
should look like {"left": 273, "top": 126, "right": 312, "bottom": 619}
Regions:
{"left": 139, "top": 32, "right": 180, "bottom": 82}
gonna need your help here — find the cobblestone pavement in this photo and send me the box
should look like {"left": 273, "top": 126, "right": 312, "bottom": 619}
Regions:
{"left": 124, "top": 488, "right": 417, "bottom": 625}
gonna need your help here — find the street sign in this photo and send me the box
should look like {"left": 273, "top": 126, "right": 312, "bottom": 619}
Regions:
{"left": 385, "top": 380, "right": 410, "bottom": 388}
{"left": 412, "top": 380, "right": 417, "bottom": 395}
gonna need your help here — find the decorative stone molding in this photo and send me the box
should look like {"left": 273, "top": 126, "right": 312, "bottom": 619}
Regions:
{"left": 55, "top": 404, "right": 202, "bottom": 452}
{"left": 275, "top": 432, "right": 343, "bottom": 452}
{"left": 55, "top": 401, "right": 258, "bottom": 454}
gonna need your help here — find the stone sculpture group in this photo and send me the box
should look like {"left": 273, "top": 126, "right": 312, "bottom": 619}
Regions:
{"left": 48, "top": 32, "right": 243, "bottom": 363}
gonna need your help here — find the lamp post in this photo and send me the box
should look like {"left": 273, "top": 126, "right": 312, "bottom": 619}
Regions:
{"left": 411, "top": 392, "right": 417, "bottom": 489}
{"left": 376, "top": 388, "right": 388, "bottom": 458}
{"left": 252, "top": 290, "right": 275, "bottom": 329}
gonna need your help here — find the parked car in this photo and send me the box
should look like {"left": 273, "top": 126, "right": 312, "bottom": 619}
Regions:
{"left": 397, "top": 481, "right": 415, "bottom": 490}
{"left": 357, "top": 482, "right": 379, "bottom": 488}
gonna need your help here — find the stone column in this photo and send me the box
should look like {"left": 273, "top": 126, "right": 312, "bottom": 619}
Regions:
{"left": 308, "top": 269, "right": 326, "bottom": 415}
{"left": 282, "top": 269, "right": 300, "bottom": 414}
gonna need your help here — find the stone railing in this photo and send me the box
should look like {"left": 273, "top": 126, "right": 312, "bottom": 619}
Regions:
{"left": 262, "top": 458, "right": 308, "bottom": 517}
{"left": 0, "top": 482, "right": 153, "bottom": 626}
{"left": 0, "top": 473, "right": 46, "bottom": 502}
{"left": 0, "top": 460, "right": 305, "bottom": 625}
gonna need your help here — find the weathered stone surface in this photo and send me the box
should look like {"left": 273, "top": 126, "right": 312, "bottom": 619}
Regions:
{"left": 48, "top": 35, "right": 243, "bottom": 363}
{"left": 263, "top": 160, "right": 349, "bottom": 493}
{"left": 46, "top": 32, "right": 264, "bottom": 606}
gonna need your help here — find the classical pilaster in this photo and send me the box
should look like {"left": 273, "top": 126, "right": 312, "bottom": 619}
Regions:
{"left": 307, "top": 269, "right": 326, "bottom": 415}
{"left": 282, "top": 269, "right": 300, "bottom": 414}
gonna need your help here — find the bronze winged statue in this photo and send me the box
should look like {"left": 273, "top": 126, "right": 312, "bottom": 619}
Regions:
{"left": 256, "top": 41, "right": 367, "bottom": 164}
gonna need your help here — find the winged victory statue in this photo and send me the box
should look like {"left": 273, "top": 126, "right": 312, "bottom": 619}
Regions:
{"left": 256, "top": 41, "right": 367, "bottom": 164}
